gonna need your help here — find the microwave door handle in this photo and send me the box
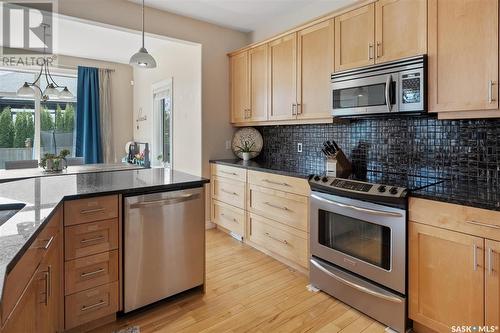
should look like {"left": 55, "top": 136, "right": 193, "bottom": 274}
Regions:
{"left": 385, "top": 75, "right": 392, "bottom": 112}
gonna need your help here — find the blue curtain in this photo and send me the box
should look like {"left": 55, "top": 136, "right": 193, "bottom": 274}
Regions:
{"left": 76, "top": 66, "right": 102, "bottom": 164}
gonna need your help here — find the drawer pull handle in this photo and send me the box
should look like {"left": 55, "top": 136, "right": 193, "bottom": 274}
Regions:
{"left": 81, "top": 300, "right": 106, "bottom": 312}
{"left": 220, "top": 171, "right": 237, "bottom": 176}
{"left": 220, "top": 213, "right": 238, "bottom": 223}
{"left": 488, "top": 247, "right": 494, "bottom": 275}
{"left": 37, "top": 236, "right": 54, "bottom": 250}
{"left": 221, "top": 189, "right": 238, "bottom": 196}
{"left": 80, "top": 236, "right": 105, "bottom": 244}
{"left": 262, "top": 179, "right": 290, "bottom": 187}
{"left": 80, "top": 207, "right": 106, "bottom": 215}
{"left": 466, "top": 220, "right": 500, "bottom": 229}
{"left": 81, "top": 268, "right": 105, "bottom": 278}
{"left": 264, "top": 201, "right": 289, "bottom": 211}
{"left": 265, "top": 232, "right": 288, "bottom": 245}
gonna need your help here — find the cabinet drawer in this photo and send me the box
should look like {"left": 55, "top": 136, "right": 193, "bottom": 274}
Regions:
{"left": 65, "top": 219, "right": 118, "bottom": 260}
{"left": 248, "top": 213, "right": 308, "bottom": 268}
{"left": 211, "top": 164, "right": 246, "bottom": 182}
{"left": 409, "top": 197, "right": 500, "bottom": 241}
{"left": 64, "top": 195, "right": 118, "bottom": 226}
{"left": 65, "top": 250, "right": 119, "bottom": 295}
{"left": 65, "top": 281, "right": 119, "bottom": 330}
{"left": 212, "top": 200, "right": 245, "bottom": 236}
{"left": 248, "top": 170, "right": 310, "bottom": 196}
{"left": 212, "top": 176, "right": 245, "bottom": 209}
{"left": 248, "top": 184, "right": 308, "bottom": 232}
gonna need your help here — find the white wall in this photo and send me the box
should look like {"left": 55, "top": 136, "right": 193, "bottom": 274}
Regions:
{"left": 57, "top": 54, "right": 134, "bottom": 163}
{"left": 133, "top": 42, "right": 202, "bottom": 176}
{"left": 58, "top": 0, "right": 250, "bottom": 178}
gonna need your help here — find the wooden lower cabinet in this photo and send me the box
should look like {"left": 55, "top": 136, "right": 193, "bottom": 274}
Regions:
{"left": 409, "top": 222, "right": 484, "bottom": 331}
{"left": 486, "top": 239, "right": 500, "bottom": 326}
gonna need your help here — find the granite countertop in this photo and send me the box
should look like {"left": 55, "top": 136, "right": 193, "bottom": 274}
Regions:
{"left": 210, "top": 159, "right": 500, "bottom": 212}
{"left": 0, "top": 163, "right": 145, "bottom": 183}
{"left": 0, "top": 168, "right": 209, "bottom": 297}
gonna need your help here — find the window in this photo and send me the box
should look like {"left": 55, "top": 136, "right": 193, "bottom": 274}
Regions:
{"left": 0, "top": 68, "right": 77, "bottom": 169}
{"left": 152, "top": 79, "right": 173, "bottom": 168}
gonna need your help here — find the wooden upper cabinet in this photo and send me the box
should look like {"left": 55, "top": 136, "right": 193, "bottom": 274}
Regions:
{"left": 428, "top": 0, "right": 499, "bottom": 113}
{"left": 297, "top": 20, "right": 334, "bottom": 120}
{"left": 230, "top": 51, "right": 249, "bottom": 123}
{"left": 334, "top": 4, "right": 375, "bottom": 72}
{"left": 269, "top": 33, "right": 297, "bottom": 120}
{"left": 486, "top": 239, "right": 500, "bottom": 327}
{"left": 409, "top": 222, "right": 484, "bottom": 331}
{"left": 375, "top": 0, "right": 426, "bottom": 63}
{"left": 248, "top": 44, "right": 269, "bottom": 121}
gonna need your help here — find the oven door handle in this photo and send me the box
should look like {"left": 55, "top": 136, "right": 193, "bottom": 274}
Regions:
{"left": 385, "top": 74, "right": 393, "bottom": 112}
{"left": 310, "top": 258, "right": 403, "bottom": 304}
{"left": 311, "top": 194, "right": 403, "bottom": 217}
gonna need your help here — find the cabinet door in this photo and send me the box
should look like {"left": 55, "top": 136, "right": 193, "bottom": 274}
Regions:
{"left": 428, "top": 0, "right": 499, "bottom": 113}
{"left": 248, "top": 44, "right": 268, "bottom": 121}
{"left": 375, "top": 0, "right": 426, "bottom": 63}
{"left": 297, "top": 20, "right": 334, "bottom": 120}
{"left": 38, "top": 232, "right": 62, "bottom": 333}
{"left": 269, "top": 33, "right": 297, "bottom": 120}
{"left": 334, "top": 4, "right": 375, "bottom": 72}
{"left": 486, "top": 239, "right": 500, "bottom": 326}
{"left": 1, "top": 271, "right": 39, "bottom": 333}
{"left": 230, "top": 51, "right": 249, "bottom": 123}
{"left": 409, "top": 222, "right": 484, "bottom": 331}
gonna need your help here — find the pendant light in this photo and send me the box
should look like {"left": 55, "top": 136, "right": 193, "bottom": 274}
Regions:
{"left": 129, "top": 0, "right": 157, "bottom": 68}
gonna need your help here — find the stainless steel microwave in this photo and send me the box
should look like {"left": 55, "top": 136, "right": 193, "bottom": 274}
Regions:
{"left": 331, "top": 55, "right": 427, "bottom": 117}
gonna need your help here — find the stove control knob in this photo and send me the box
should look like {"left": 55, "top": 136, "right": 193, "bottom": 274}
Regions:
{"left": 389, "top": 187, "right": 399, "bottom": 195}
{"left": 377, "top": 185, "right": 386, "bottom": 193}
{"left": 314, "top": 175, "right": 321, "bottom": 181}
{"left": 322, "top": 176, "right": 329, "bottom": 183}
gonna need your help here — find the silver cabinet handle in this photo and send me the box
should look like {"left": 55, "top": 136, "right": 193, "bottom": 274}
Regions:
{"left": 473, "top": 244, "right": 478, "bottom": 271}
{"left": 264, "top": 201, "right": 289, "bottom": 211}
{"left": 130, "top": 193, "right": 199, "bottom": 208}
{"left": 488, "top": 80, "right": 496, "bottom": 103}
{"left": 81, "top": 268, "right": 105, "bottom": 278}
{"left": 265, "top": 232, "right": 288, "bottom": 245}
{"left": 466, "top": 220, "right": 500, "bottom": 229}
{"left": 311, "top": 194, "right": 402, "bottom": 217}
{"left": 220, "top": 171, "right": 237, "bottom": 176}
{"left": 291, "top": 103, "right": 297, "bottom": 115}
{"left": 81, "top": 300, "right": 106, "bottom": 312}
{"left": 297, "top": 103, "right": 302, "bottom": 115}
{"left": 221, "top": 189, "right": 238, "bottom": 196}
{"left": 220, "top": 213, "right": 238, "bottom": 224}
{"left": 310, "top": 258, "right": 403, "bottom": 303}
{"left": 80, "top": 207, "right": 105, "bottom": 215}
{"left": 376, "top": 42, "right": 382, "bottom": 58}
{"left": 37, "top": 236, "right": 54, "bottom": 250}
{"left": 42, "top": 271, "right": 49, "bottom": 305}
{"left": 488, "top": 247, "right": 493, "bottom": 274}
{"left": 47, "top": 265, "right": 51, "bottom": 297}
{"left": 368, "top": 43, "right": 374, "bottom": 60}
{"left": 80, "top": 235, "right": 105, "bottom": 244}
{"left": 262, "top": 179, "right": 290, "bottom": 187}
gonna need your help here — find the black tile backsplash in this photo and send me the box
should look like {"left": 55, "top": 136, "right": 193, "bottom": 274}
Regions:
{"left": 257, "top": 115, "right": 500, "bottom": 187}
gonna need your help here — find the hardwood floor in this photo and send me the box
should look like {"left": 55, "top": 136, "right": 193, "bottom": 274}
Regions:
{"left": 94, "top": 228, "right": 386, "bottom": 333}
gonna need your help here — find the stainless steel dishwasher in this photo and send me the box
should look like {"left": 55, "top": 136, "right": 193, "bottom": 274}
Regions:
{"left": 124, "top": 187, "right": 205, "bottom": 313}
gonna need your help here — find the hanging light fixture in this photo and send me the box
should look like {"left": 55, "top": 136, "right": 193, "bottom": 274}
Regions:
{"left": 16, "top": 24, "right": 74, "bottom": 101}
{"left": 129, "top": 0, "right": 157, "bottom": 68}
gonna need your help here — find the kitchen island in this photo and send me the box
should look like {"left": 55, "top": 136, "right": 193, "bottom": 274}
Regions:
{"left": 0, "top": 167, "right": 208, "bottom": 332}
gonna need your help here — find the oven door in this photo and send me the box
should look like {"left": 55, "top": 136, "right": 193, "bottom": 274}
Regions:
{"left": 310, "top": 191, "right": 406, "bottom": 293}
{"left": 332, "top": 73, "right": 399, "bottom": 117}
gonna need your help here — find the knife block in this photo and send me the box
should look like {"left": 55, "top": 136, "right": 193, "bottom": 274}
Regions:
{"left": 325, "top": 149, "right": 352, "bottom": 178}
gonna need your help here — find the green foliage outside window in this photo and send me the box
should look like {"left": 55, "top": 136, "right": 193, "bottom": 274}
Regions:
{"left": 0, "top": 108, "right": 14, "bottom": 148}
{"left": 13, "top": 112, "right": 34, "bottom": 148}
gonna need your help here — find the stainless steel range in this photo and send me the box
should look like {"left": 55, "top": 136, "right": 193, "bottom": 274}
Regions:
{"left": 308, "top": 173, "right": 440, "bottom": 332}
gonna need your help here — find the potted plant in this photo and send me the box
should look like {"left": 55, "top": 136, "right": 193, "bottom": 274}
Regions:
{"left": 236, "top": 140, "right": 255, "bottom": 161}
{"left": 40, "top": 149, "right": 71, "bottom": 172}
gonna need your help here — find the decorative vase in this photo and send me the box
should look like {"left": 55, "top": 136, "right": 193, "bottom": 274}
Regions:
{"left": 45, "top": 158, "right": 63, "bottom": 172}
{"left": 241, "top": 152, "right": 252, "bottom": 161}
